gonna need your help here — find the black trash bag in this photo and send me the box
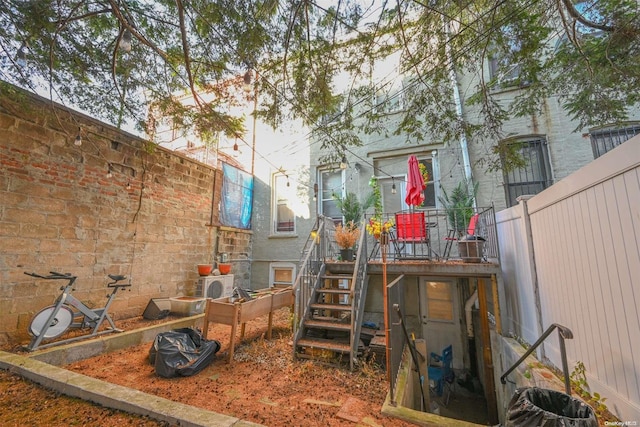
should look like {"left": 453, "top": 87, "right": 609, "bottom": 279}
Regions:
{"left": 149, "top": 328, "right": 220, "bottom": 378}
{"left": 505, "top": 387, "right": 598, "bottom": 427}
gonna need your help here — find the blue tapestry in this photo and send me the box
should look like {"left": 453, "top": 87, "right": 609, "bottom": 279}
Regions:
{"left": 220, "top": 163, "right": 253, "bottom": 229}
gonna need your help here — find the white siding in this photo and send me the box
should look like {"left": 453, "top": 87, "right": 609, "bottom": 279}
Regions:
{"left": 497, "top": 135, "right": 640, "bottom": 421}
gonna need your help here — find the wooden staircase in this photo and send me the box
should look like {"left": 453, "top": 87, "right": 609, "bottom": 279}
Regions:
{"left": 295, "top": 269, "right": 363, "bottom": 366}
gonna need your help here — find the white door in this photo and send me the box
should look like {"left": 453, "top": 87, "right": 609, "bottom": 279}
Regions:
{"left": 419, "top": 278, "right": 464, "bottom": 370}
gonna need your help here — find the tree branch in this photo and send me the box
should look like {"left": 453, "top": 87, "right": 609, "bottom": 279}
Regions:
{"left": 561, "top": 0, "right": 614, "bottom": 32}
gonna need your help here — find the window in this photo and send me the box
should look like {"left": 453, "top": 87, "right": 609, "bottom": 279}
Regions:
{"left": 273, "top": 173, "right": 295, "bottom": 234}
{"left": 375, "top": 87, "right": 404, "bottom": 114}
{"left": 501, "top": 137, "right": 552, "bottom": 207}
{"left": 270, "top": 263, "right": 295, "bottom": 288}
{"left": 419, "top": 158, "right": 436, "bottom": 208}
{"left": 488, "top": 26, "right": 526, "bottom": 88}
{"left": 319, "top": 169, "right": 344, "bottom": 223}
{"left": 589, "top": 123, "right": 640, "bottom": 159}
{"left": 426, "top": 281, "right": 453, "bottom": 322}
{"left": 376, "top": 157, "right": 436, "bottom": 212}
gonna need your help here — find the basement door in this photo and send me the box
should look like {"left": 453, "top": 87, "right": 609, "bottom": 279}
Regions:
{"left": 419, "top": 278, "right": 464, "bottom": 370}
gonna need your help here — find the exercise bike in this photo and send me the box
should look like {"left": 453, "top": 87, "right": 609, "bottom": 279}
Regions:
{"left": 24, "top": 271, "right": 131, "bottom": 351}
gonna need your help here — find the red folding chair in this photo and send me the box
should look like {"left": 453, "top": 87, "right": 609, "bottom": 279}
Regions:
{"left": 395, "top": 211, "right": 431, "bottom": 259}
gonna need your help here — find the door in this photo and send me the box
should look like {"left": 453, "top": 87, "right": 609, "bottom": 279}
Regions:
{"left": 419, "top": 278, "right": 464, "bottom": 370}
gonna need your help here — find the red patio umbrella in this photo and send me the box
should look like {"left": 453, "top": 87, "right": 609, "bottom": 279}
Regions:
{"left": 405, "top": 155, "right": 426, "bottom": 207}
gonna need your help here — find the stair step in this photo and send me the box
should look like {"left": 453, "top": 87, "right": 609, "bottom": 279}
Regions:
{"left": 322, "top": 274, "right": 353, "bottom": 280}
{"left": 317, "top": 288, "right": 351, "bottom": 295}
{"left": 304, "top": 319, "right": 352, "bottom": 332}
{"left": 297, "top": 337, "right": 351, "bottom": 353}
{"left": 310, "top": 303, "right": 353, "bottom": 311}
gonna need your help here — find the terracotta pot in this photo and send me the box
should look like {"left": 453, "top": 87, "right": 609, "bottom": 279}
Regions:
{"left": 218, "top": 263, "right": 231, "bottom": 275}
{"left": 197, "top": 264, "right": 213, "bottom": 276}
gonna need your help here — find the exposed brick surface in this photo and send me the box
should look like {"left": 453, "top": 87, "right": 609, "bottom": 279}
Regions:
{"left": 0, "top": 87, "right": 252, "bottom": 346}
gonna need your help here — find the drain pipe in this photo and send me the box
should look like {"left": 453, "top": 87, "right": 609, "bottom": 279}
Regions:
{"left": 465, "top": 288, "right": 479, "bottom": 376}
{"left": 465, "top": 289, "right": 478, "bottom": 338}
{"left": 444, "top": 17, "right": 475, "bottom": 206}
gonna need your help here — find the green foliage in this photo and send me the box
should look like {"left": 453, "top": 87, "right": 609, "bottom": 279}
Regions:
{"left": 570, "top": 361, "right": 615, "bottom": 421}
{"left": 0, "top": 0, "right": 638, "bottom": 158}
{"left": 368, "top": 177, "right": 383, "bottom": 221}
{"left": 332, "top": 191, "right": 374, "bottom": 227}
{"left": 438, "top": 181, "right": 478, "bottom": 237}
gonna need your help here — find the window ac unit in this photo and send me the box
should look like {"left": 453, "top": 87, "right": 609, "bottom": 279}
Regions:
{"left": 196, "top": 274, "right": 234, "bottom": 299}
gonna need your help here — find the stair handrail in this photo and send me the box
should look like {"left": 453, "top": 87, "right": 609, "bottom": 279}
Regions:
{"left": 500, "top": 323, "right": 573, "bottom": 394}
{"left": 293, "top": 216, "right": 331, "bottom": 339}
{"left": 348, "top": 218, "right": 369, "bottom": 370}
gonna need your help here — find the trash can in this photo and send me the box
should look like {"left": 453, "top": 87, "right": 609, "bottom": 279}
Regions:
{"left": 505, "top": 387, "right": 598, "bottom": 427}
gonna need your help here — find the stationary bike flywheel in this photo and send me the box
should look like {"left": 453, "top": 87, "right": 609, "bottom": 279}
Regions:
{"left": 29, "top": 305, "right": 74, "bottom": 338}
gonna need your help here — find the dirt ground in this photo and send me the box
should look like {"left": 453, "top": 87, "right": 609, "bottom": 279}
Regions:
{"left": 1, "top": 308, "right": 416, "bottom": 427}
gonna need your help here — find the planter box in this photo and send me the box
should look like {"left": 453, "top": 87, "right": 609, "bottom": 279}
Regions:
{"left": 169, "top": 297, "right": 206, "bottom": 316}
{"left": 203, "top": 287, "right": 294, "bottom": 363}
{"left": 458, "top": 240, "right": 484, "bottom": 263}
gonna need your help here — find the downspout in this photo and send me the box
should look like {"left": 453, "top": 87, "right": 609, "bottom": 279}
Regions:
{"left": 444, "top": 18, "right": 475, "bottom": 205}
{"left": 465, "top": 289, "right": 478, "bottom": 338}
{"left": 465, "top": 288, "right": 479, "bottom": 376}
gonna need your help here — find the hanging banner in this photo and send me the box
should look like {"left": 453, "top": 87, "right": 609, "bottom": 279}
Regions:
{"left": 220, "top": 163, "right": 253, "bottom": 229}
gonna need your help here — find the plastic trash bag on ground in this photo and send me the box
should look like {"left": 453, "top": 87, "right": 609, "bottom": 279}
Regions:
{"left": 505, "top": 387, "right": 598, "bottom": 427}
{"left": 149, "top": 327, "right": 220, "bottom": 378}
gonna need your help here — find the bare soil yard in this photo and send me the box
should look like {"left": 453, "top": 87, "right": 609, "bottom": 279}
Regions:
{"left": 1, "top": 308, "right": 414, "bottom": 427}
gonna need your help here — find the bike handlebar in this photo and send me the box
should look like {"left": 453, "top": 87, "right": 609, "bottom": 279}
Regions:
{"left": 24, "top": 271, "right": 75, "bottom": 279}
{"left": 24, "top": 272, "right": 128, "bottom": 283}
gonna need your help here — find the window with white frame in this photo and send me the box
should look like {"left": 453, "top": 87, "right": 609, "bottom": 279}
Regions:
{"left": 589, "top": 123, "right": 640, "bottom": 159}
{"left": 501, "top": 136, "right": 552, "bottom": 207}
{"left": 376, "top": 156, "right": 436, "bottom": 212}
{"left": 269, "top": 263, "right": 295, "bottom": 288}
{"left": 488, "top": 26, "right": 526, "bottom": 88}
{"left": 273, "top": 173, "right": 295, "bottom": 234}
{"left": 319, "top": 168, "right": 344, "bottom": 223}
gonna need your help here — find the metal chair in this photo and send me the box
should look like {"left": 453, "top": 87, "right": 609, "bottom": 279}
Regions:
{"left": 428, "top": 345, "right": 454, "bottom": 404}
{"left": 394, "top": 211, "right": 430, "bottom": 259}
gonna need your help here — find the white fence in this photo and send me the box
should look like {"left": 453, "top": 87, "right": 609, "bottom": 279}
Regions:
{"left": 495, "top": 135, "right": 640, "bottom": 422}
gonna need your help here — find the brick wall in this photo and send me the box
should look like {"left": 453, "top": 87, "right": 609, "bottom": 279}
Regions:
{"left": 0, "top": 87, "right": 251, "bottom": 346}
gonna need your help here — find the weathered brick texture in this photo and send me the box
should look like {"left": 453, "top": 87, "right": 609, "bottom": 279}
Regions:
{"left": 0, "top": 86, "right": 251, "bottom": 346}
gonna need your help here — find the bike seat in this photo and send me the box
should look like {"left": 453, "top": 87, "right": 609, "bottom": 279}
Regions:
{"left": 108, "top": 274, "right": 127, "bottom": 282}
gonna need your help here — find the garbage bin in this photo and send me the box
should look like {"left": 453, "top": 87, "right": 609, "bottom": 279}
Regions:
{"left": 505, "top": 387, "right": 598, "bottom": 427}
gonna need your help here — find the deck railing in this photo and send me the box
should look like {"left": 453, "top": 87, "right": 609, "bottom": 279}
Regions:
{"left": 365, "top": 205, "right": 499, "bottom": 262}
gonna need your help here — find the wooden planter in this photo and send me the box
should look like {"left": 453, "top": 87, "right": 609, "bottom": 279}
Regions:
{"left": 202, "top": 287, "right": 294, "bottom": 363}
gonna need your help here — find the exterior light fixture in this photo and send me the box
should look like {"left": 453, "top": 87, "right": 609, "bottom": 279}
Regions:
{"left": 74, "top": 127, "right": 82, "bottom": 146}
{"left": 106, "top": 164, "right": 113, "bottom": 178}
{"left": 243, "top": 70, "right": 253, "bottom": 93}
{"left": 126, "top": 181, "right": 131, "bottom": 190}
{"left": 119, "top": 29, "right": 132, "bottom": 52}
{"left": 391, "top": 178, "right": 397, "bottom": 194}
{"left": 286, "top": 175, "right": 290, "bottom": 187}
{"left": 313, "top": 183, "right": 318, "bottom": 201}
{"left": 340, "top": 155, "right": 348, "bottom": 170}
{"left": 16, "top": 43, "right": 27, "bottom": 67}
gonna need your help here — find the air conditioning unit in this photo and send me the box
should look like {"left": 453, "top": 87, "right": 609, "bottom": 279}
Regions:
{"left": 196, "top": 274, "right": 234, "bottom": 299}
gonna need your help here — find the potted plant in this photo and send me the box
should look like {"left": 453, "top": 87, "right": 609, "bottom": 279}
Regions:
{"left": 365, "top": 176, "right": 393, "bottom": 242}
{"left": 439, "top": 180, "right": 483, "bottom": 261}
{"left": 332, "top": 191, "right": 374, "bottom": 226}
{"left": 438, "top": 180, "right": 478, "bottom": 238}
{"left": 334, "top": 221, "right": 360, "bottom": 261}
